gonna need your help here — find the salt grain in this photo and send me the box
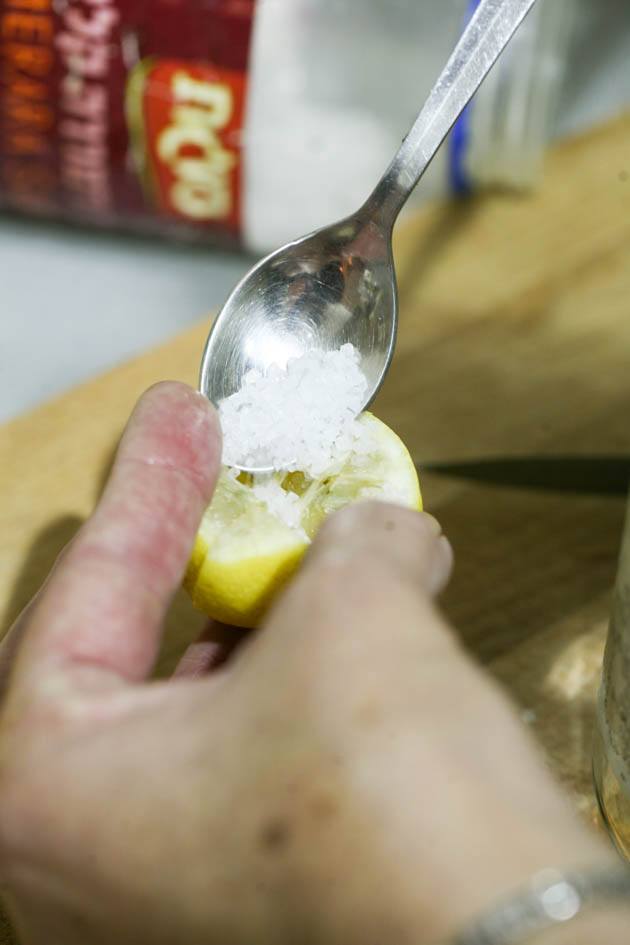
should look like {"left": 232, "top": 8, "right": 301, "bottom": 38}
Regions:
{"left": 219, "top": 344, "right": 369, "bottom": 478}
{"left": 250, "top": 478, "right": 306, "bottom": 536}
{"left": 219, "top": 345, "right": 373, "bottom": 530}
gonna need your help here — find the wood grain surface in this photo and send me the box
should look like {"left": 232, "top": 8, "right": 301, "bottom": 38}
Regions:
{"left": 1, "top": 114, "right": 630, "bottom": 941}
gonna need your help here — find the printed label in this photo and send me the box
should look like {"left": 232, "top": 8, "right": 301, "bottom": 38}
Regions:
{"left": 0, "top": 0, "right": 255, "bottom": 243}
{"left": 127, "top": 60, "right": 246, "bottom": 232}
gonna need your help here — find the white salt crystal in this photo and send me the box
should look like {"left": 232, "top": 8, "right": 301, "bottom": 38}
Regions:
{"left": 219, "top": 344, "right": 368, "bottom": 478}
{"left": 251, "top": 477, "right": 306, "bottom": 536}
{"left": 219, "top": 345, "right": 371, "bottom": 529}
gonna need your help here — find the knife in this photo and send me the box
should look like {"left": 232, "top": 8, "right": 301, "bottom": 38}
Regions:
{"left": 421, "top": 456, "right": 630, "bottom": 497}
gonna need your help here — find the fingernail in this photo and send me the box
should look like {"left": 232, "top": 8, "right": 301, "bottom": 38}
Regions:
{"left": 421, "top": 513, "right": 443, "bottom": 538}
{"left": 429, "top": 535, "right": 454, "bottom": 595}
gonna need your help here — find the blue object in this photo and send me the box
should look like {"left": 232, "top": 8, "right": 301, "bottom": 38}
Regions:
{"left": 449, "top": 0, "right": 482, "bottom": 194}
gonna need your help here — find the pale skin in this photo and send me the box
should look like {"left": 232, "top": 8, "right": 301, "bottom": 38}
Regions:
{"left": 0, "top": 383, "right": 626, "bottom": 945}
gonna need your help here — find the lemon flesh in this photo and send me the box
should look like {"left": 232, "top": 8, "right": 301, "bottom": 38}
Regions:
{"left": 184, "top": 413, "right": 421, "bottom": 628}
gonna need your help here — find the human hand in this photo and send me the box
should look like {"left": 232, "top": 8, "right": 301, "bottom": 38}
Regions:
{"left": 0, "top": 383, "right": 615, "bottom": 945}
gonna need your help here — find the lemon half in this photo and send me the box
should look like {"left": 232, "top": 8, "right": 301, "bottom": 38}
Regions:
{"left": 184, "top": 413, "right": 421, "bottom": 627}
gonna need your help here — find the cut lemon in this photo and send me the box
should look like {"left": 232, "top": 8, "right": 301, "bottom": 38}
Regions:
{"left": 184, "top": 413, "right": 421, "bottom": 628}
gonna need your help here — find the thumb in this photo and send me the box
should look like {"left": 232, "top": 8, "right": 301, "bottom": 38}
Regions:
{"left": 305, "top": 502, "right": 453, "bottom": 597}
{"left": 254, "top": 502, "right": 456, "bottom": 677}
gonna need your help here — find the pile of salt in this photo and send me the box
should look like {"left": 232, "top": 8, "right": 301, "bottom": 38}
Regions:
{"left": 219, "top": 344, "right": 369, "bottom": 478}
{"left": 218, "top": 344, "right": 374, "bottom": 530}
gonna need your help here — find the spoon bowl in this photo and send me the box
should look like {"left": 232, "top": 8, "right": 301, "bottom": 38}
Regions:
{"left": 200, "top": 213, "right": 397, "bottom": 410}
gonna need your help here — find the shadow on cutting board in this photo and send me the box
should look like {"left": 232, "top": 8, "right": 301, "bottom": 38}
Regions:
{"left": 0, "top": 440, "right": 121, "bottom": 640}
{"left": 0, "top": 514, "right": 84, "bottom": 640}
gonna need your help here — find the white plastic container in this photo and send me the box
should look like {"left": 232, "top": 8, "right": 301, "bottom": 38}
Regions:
{"left": 244, "top": 0, "right": 575, "bottom": 253}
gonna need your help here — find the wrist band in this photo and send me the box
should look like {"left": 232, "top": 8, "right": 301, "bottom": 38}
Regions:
{"left": 452, "top": 866, "right": 630, "bottom": 945}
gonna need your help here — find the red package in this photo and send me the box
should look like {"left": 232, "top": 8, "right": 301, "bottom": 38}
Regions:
{"left": 0, "top": 0, "right": 255, "bottom": 246}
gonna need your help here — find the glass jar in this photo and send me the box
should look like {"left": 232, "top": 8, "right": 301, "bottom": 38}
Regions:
{"left": 594, "top": 497, "right": 630, "bottom": 860}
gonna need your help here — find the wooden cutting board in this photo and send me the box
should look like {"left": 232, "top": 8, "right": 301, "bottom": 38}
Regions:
{"left": 1, "top": 114, "right": 630, "bottom": 940}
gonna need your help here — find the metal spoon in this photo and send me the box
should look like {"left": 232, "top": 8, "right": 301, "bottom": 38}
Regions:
{"left": 201, "top": 0, "right": 538, "bottom": 473}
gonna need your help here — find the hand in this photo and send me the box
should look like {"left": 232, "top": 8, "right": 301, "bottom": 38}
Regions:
{"left": 0, "top": 383, "right": 614, "bottom": 945}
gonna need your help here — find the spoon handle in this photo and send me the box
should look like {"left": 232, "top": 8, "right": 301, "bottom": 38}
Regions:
{"left": 364, "top": 0, "right": 539, "bottom": 228}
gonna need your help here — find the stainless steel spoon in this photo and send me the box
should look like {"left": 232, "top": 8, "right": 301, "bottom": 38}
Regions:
{"left": 201, "top": 0, "right": 538, "bottom": 473}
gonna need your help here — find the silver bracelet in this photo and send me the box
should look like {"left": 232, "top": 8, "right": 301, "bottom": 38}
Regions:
{"left": 452, "top": 866, "right": 630, "bottom": 945}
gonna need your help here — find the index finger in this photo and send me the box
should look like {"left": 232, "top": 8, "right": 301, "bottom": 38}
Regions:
{"left": 7, "top": 382, "right": 220, "bottom": 705}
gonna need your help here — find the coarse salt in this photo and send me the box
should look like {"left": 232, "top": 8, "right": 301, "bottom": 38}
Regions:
{"left": 249, "top": 477, "right": 306, "bottom": 535}
{"left": 219, "top": 344, "right": 373, "bottom": 530}
{"left": 219, "top": 344, "right": 369, "bottom": 478}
